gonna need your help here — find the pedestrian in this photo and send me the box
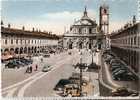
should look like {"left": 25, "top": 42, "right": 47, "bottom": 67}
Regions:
{"left": 35, "top": 64, "right": 38, "bottom": 71}
{"left": 25, "top": 66, "right": 29, "bottom": 73}
{"left": 30, "top": 66, "right": 32, "bottom": 73}
{"left": 41, "top": 58, "right": 43, "bottom": 62}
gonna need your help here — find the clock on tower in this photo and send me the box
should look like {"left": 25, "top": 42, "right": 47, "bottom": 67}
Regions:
{"left": 99, "top": 4, "right": 109, "bottom": 35}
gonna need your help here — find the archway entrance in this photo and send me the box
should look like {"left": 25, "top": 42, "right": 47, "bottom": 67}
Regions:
{"left": 68, "top": 43, "right": 73, "bottom": 49}
{"left": 20, "top": 47, "right": 23, "bottom": 54}
{"left": 89, "top": 43, "right": 92, "bottom": 49}
{"left": 79, "top": 42, "right": 83, "bottom": 49}
{"left": 10, "top": 48, "right": 14, "bottom": 55}
{"left": 4, "top": 48, "right": 9, "bottom": 55}
{"left": 15, "top": 48, "right": 19, "bottom": 54}
{"left": 24, "top": 47, "right": 27, "bottom": 54}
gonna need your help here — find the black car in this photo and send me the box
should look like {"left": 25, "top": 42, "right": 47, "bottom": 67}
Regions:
{"left": 112, "top": 69, "right": 137, "bottom": 81}
{"left": 122, "top": 73, "right": 138, "bottom": 81}
{"left": 111, "top": 65, "right": 121, "bottom": 71}
{"left": 5, "top": 62, "right": 19, "bottom": 69}
{"left": 112, "top": 68, "right": 127, "bottom": 75}
{"left": 19, "top": 58, "right": 33, "bottom": 65}
{"left": 49, "top": 50, "right": 55, "bottom": 54}
{"left": 110, "top": 59, "right": 122, "bottom": 65}
{"left": 43, "top": 54, "right": 50, "bottom": 58}
{"left": 111, "top": 87, "right": 139, "bottom": 96}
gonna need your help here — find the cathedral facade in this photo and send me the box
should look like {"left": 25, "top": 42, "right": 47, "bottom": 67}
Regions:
{"left": 63, "top": 7, "right": 99, "bottom": 49}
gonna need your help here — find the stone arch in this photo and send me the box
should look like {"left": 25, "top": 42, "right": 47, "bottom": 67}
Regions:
{"left": 40, "top": 46, "right": 43, "bottom": 52}
{"left": 10, "top": 48, "right": 14, "bottom": 51}
{"left": 34, "top": 47, "right": 37, "bottom": 53}
{"left": 10, "top": 48, "right": 14, "bottom": 55}
{"left": 28, "top": 47, "right": 31, "bottom": 54}
{"left": 24, "top": 47, "right": 27, "bottom": 54}
{"left": 78, "top": 41, "right": 83, "bottom": 49}
{"left": 67, "top": 39, "right": 73, "bottom": 49}
{"left": 37, "top": 46, "right": 40, "bottom": 53}
{"left": 4, "top": 48, "right": 9, "bottom": 55}
{"left": 4, "top": 48, "right": 9, "bottom": 52}
{"left": 15, "top": 48, "right": 19, "bottom": 54}
{"left": 68, "top": 42, "right": 73, "bottom": 49}
{"left": 89, "top": 43, "right": 92, "bottom": 49}
{"left": 20, "top": 47, "right": 23, "bottom": 54}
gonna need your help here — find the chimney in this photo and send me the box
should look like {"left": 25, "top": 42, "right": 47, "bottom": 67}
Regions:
{"left": 8, "top": 23, "right": 11, "bottom": 28}
{"left": 32, "top": 27, "right": 34, "bottom": 32}
{"left": 1, "top": 20, "right": 4, "bottom": 26}
{"left": 133, "top": 15, "right": 136, "bottom": 24}
{"left": 22, "top": 26, "right": 25, "bottom": 30}
{"left": 1, "top": 20, "right": 4, "bottom": 28}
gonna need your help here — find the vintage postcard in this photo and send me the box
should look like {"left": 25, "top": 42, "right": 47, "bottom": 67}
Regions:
{"left": 0, "top": 0, "right": 139, "bottom": 100}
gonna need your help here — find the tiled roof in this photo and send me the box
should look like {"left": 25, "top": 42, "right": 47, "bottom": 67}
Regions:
{"left": 1, "top": 27, "right": 59, "bottom": 39}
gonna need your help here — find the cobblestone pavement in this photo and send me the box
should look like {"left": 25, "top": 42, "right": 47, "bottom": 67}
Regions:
{"left": 1, "top": 49, "right": 100, "bottom": 97}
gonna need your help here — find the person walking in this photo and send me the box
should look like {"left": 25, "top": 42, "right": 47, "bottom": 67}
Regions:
{"left": 25, "top": 66, "right": 29, "bottom": 73}
{"left": 30, "top": 66, "right": 32, "bottom": 73}
{"left": 35, "top": 64, "right": 38, "bottom": 71}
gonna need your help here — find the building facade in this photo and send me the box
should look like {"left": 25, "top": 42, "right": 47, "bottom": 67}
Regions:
{"left": 1, "top": 22, "right": 59, "bottom": 60}
{"left": 63, "top": 7, "right": 99, "bottom": 49}
{"left": 110, "top": 18, "right": 140, "bottom": 73}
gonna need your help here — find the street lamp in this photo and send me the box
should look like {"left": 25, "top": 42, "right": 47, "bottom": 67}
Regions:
{"left": 78, "top": 50, "right": 87, "bottom": 96}
{"left": 91, "top": 49, "right": 94, "bottom": 65}
{"left": 79, "top": 50, "right": 82, "bottom": 96}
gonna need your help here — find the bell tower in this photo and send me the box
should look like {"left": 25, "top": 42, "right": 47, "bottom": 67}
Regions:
{"left": 99, "top": 4, "right": 109, "bottom": 35}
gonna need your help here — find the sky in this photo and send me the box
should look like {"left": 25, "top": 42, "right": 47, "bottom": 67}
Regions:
{"left": 1, "top": 0, "right": 138, "bottom": 35}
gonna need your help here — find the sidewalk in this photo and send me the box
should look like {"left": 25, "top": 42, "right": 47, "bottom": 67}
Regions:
{"left": 82, "top": 82, "right": 94, "bottom": 96}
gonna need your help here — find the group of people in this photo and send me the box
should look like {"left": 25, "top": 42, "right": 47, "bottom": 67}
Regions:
{"left": 25, "top": 64, "right": 38, "bottom": 73}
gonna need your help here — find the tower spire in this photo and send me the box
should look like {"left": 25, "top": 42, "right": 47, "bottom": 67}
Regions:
{"left": 84, "top": 6, "right": 87, "bottom": 16}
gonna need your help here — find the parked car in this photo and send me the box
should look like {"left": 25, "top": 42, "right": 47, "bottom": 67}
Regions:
{"left": 122, "top": 72, "right": 138, "bottom": 81}
{"left": 14, "top": 60, "right": 25, "bottom": 67}
{"left": 111, "top": 87, "right": 130, "bottom": 96}
{"left": 111, "top": 87, "right": 138, "bottom": 96}
{"left": 19, "top": 58, "right": 33, "bottom": 65}
{"left": 111, "top": 63, "right": 126, "bottom": 71}
{"left": 42, "top": 64, "right": 52, "bottom": 72}
{"left": 112, "top": 69, "right": 127, "bottom": 80}
{"left": 5, "top": 62, "right": 19, "bottom": 69}
{"left": 43, "top": 54, "right": 50, "bottom": 58}
{"left": 49, "top": 50, "right": 55, "bottom": 54}
{"left": 112, "top": 69, "right": 137, "bottom": 81}
{"left": 54, "top": 79, "right": 71, "bottom": 91}
{"left": 111, "top": 65, "right": 122, "bottom": 71}
{"left": 104, "top": 55, "right": 114, "bottom": 64}
{"left": 112, "top": 68, "right": 127, "bottom": 75}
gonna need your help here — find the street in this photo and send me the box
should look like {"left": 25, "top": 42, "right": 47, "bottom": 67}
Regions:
{"left": 1, "top": 49, "right": 100, "bottom": 97}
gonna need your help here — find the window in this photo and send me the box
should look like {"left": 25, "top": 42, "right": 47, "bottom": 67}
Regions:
{"left": 134, "top": 36, "right": 136, "bottom": 45}
{"left": 89, "top": 28, "right": 92, "bottom": 34}
{"left": 20, "top": 40, "right": 22, "bottom": 44}
{"left": 11, "top": 40, "right": 13, "bottom": 44}
{"left": 79, "top": 28, "right": 82, "bottom": 33}
{"left": 5, "top": 39, "right": 7, "bottom": 44}
{"left": 131, "top": 38, "right": 133, "bottom": 46}
{"left": 16, "top": 39, "right": 18, "bottom": 44}
{"left": 28, "top": 40, "right": 30, "bottom": 44}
